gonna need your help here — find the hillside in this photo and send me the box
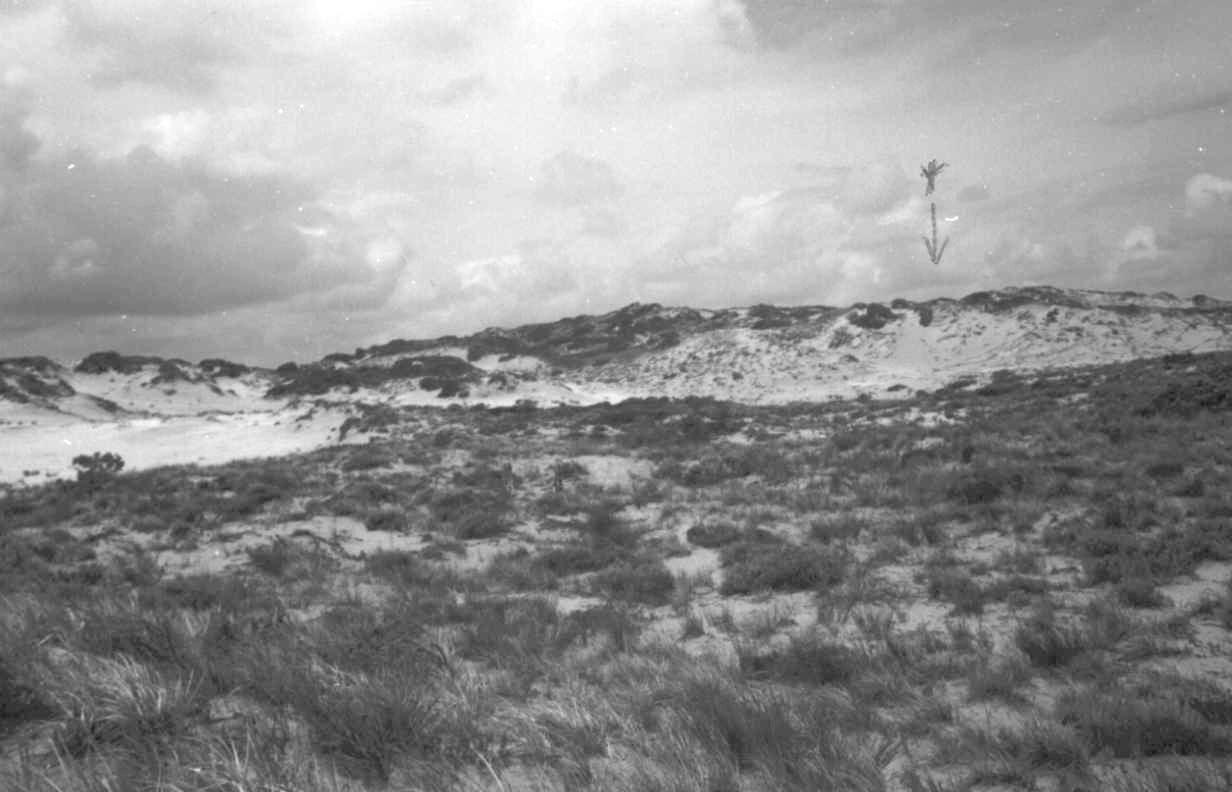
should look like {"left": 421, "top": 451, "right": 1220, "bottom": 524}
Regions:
{"left": 2, "top": 285, "right": 1231, "bottom": 484}
{"left": 254, "top": 285, "right": 1232, "bottom": 406}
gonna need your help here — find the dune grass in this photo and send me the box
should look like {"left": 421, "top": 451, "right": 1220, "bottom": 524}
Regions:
{"left": 3, "top": 350, "right": 1232, "bottom": 789}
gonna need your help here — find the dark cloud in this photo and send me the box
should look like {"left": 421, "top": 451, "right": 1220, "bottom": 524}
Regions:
{"left": 0, "top": 140, "right": 371, "bottom": 323}
{"left": 534, "top": 150, "right": 623, "bottom": 208}
{"left": 1099, "top": 87, "right": 1232, "bottom": 127}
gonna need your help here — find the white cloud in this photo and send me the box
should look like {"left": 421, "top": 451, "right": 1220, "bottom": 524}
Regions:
{"left": 141, "top": 109, "right": 211, "bottom": 162}
{"left": 1185, "top": 173, "right": 1232, "bottom": 215}
{"left": 1121, "top": 225, "right": 1159, "bottom": 258}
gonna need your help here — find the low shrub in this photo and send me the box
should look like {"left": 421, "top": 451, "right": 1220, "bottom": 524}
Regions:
{"left": 590, "top": 558, "right": 675, "bottom": 606}
{"left": 686, "top": 520, "right": 742, "bottom": 548}
{"left": 656, "top": 445, "right": 793, "bottom": 487}
{"left": 365, "top": 509, "right": 411, "bottom": 533}
{"left": 247, "top": 538, "right": 295, "bottom": 577}
{"left": 719, "top": 539, "right": 848, "bottom": 595}
{"left": 1116, "top": 576, "right": 1168, "bottom": 608}
{"left": 1014, "top": 604, "right": 1093, "bottom": 669}
{"left": 946, "top": 473, "right": 1003, "bottom": 505}
{"left": 535, "top": 543, "right": 625, "bottom": 577}
{"left": 967, "top": 654, "right": 1033, "bottom": 703}
{"left": 72, "top": 451, "right": 125, "bottom": 482}
{"left": 1057, "top": 683, "right": 1232, "bottom": 758}
{"left": 429, "top": 489, "right": 511, "bottom": 539}
{"left": 739, "top": 632, "right": 865, "bottom": 686}
{"left": 925, "top": 568, "right": 991, "bottom": 616}
{"left": 808, "top": 517, "right": 863, "bottom": 544}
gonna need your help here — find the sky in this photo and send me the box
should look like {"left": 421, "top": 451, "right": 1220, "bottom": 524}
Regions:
{"left": 1, "top": 0, "right": 1230, "bottom": 366}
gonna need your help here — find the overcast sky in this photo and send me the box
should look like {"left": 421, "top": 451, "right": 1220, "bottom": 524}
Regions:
{"left": 1, "top": 0, "right": 1230, "bottom": 365}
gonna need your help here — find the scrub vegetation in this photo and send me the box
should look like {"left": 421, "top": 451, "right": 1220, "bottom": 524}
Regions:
{"left": 2, "top": 350, "right": 1232, "bottom": 790}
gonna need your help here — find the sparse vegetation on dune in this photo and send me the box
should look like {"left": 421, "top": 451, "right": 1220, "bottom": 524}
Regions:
{"left": 3, "top": 350, "right": 1232, "bottom": 790}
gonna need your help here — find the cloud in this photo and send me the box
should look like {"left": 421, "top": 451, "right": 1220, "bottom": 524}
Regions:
{"left": 580, "top": 208, "right": 627, "bottom": 239}
{"left": 0, "top": 85, "right": 38, "bottom": 171}
{"left": 59, "top": 0, "right": 268, "bottom": 93}
{"left": 1099, "top": 87, "right": 1232, "bottom": 127}
{"left": 1185, "top": 173, "right": 1232, "bottom": 216}
{"left": 738, "top": 0, "right": 872, "bottom": 51}
{"left": 0, "top": 0, "right": 54, "bottom": 16}
{"left": 836, "top": 156, "right": 910, "bottom": 216}
{"left": 534, "top": 150, "right": 623, "bottom": 208}
{"left": 549, "top": 0, "right": 755, "bottom": 108}
{"left": 0, "top": 139, "right": 392, "bottom": 323}
{"left": 637, "top": 177, "right": 932, "bottom": 308}
{"left": 457, "top": 239, "right": 581, "bottom": 299}
{"left": 4, "top": 0, "right": 299, "bottom": 95}
{"left": 289, "top": 234, "right": 411, "bottom": 313}
{"left": 1120, "top": 225, "right": 1161, "bottom": 259}
{"left": 957, "top": 183, "right": 990, "bottom": 202}
{"left": 419, "top": 74, "right": 490, "bottom": 107}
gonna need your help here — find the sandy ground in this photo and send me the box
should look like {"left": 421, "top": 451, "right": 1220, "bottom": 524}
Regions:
{"left": 0, "top": 407, "right": 350, "bottom": 486}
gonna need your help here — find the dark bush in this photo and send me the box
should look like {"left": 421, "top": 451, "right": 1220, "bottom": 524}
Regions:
{"left": 847, "top": 303, "right": 900, "bottom": 330}
{"left": 1138, "top": 364, "right": 1232, "bottom": 418}
{"left": 740, "top": 634, "right": 864, "bottom": 686}
{"left": 591, "top": 559, "right": 675, "bottom": 606}
{"left": 946, "top": 474, "right": 1002, "bottom": 505}
{"left": 365, "top": 510, "right": 411, "bottom": 533}
{"left": 0, "top": 659, "right": 55, "bottom": 740}
{"left": 1143, "top": 461, "right": 1184, "bottom": 480}
{"left": 247, "top": 538, "right": 295, "bottom": 577}
{"left": 925, "top": 568, "right": 989, "bottom": 615}
{"left": 72, "top": 451, "right": 125, "bottom": 489}
{"left": 719, "top": 540, "right": 847, "bottom": 595}
{"left": 809, "top": 518, "right": 863, "bottom": 544}
{"left": 686, "top": 521, "right": 743, "bottom": 548}
{"left": 535, "top": 543, "right": 625, "bottom": 577}
{"left": 1057, "top": 685, "right": 1232, "bottom": 758}
{"left": 656, "top": 446, "right": 792, "bottom": 487}
{"left": 1115, "top": 577, "right": 1167, "bottom": 608}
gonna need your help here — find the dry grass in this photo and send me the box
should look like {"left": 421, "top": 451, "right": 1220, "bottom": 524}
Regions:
{"left": 2, "top": 350, "right": 1232, "bottom": 790}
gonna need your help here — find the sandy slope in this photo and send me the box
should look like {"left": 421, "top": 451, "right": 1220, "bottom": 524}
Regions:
{"left": 0, "top": 407, "right": 348, "bottom": 487}
{"left": 4, "top": 286, "right": 1231, "bottom": 487}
